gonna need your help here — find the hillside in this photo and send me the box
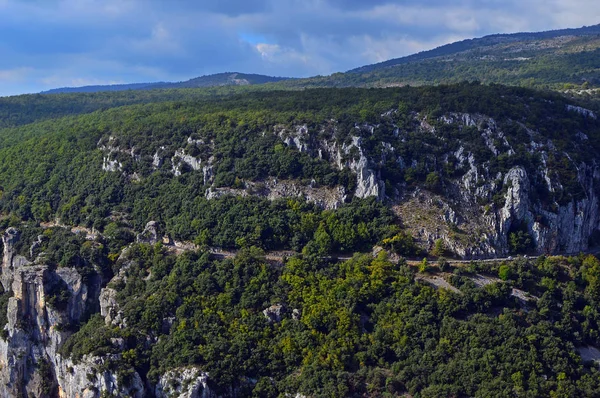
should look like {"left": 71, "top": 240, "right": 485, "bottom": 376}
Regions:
{"left": 350, "top": 24, "right": 600, "bottom": 74}
{"left": 42, "top": 72, "right": 289, "bottom": 94}
{"left": 36, "top": 25, "right": 600, "bottom": 98}
{"left": 2, "top": 83, "right": 600, "bottom": 256}
{"left": 277, "top": 24, "right": 600, "bottom": 90}
{"left": 0, "top": 85, "right": 274, "bottom": 129}
{"left": 1, "top": 84, "right": 600, "bottom": 396}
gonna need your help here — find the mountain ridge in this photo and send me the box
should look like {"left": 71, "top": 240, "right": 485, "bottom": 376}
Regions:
{"left": 38, "top": 24, "right": 600, "bottom": 95}
{"left": 42, "top": 72, "right": 290, "bottom": 94}
{"left": 348, "top": 23, "right": 600, "bottom": 74}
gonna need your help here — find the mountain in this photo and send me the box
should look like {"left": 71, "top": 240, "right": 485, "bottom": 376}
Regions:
{"left": 38, "top": 24, "right": 600, "bottom": 97}
{"left": 1, "top": 84, "right": 600, "bottom": 396}
{"left": 42, "top": 72, "right": 290, "bottom": 94}
{"left": 349, "top": 24, "right": 600, "bottom": 74}
{"left": 4, "top": 23, "right": 600, "bottom": 398}
{"left": 277, "top": 24, "right": 600, "bottom": 90}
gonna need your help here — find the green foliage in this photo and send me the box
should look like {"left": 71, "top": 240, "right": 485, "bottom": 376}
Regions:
{"left": 60, "top": 314, "right": 118, "bottom": 362}
{"left": 2, "top": 80, "right": 600, "bottom": 396}
{"left": 276, "top": 31, "right": 600, "bottom": 91}
{"left": 59, "top": 247, "right": 600, "bottom": 397}
{"left": 581, "top": 255, "right": 600, "bottom": 301}
{"left": 0, "top": 286, "right": 12, "bottom": 338}
{"left": 37, "top": 359, "right": 56, "bottom": 396}
{"left": 424, "top": 171, "right": 442, "bottom": 193}
{"left": 46, "top": 279, "right": 72, "bottom": 310}
{"left": 0, "top": 84, "right": 598, "bottom": 237}
{"left": 418, "top": 257, "right": 429, "bottom": 273}
{"left": 498, "top": 264, "right": 512, "bottom": 281}
{"left": 509, "top": 229, "right": 533, "bottom": 254}
{"left": 381, "top": 231, "right": 423, "bottom": 257}
{"left": 431, "top": 239, "right": 446, "bottom": 257}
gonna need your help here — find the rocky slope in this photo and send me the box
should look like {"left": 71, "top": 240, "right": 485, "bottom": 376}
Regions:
{"left": 0, "top": 227, "right": 147, "bottom": 397}
{"left": 0, "top": 226, "right": 229, "bottom": 397}
{"left": 97, "top": 100, "right": 600, "bottom": 258}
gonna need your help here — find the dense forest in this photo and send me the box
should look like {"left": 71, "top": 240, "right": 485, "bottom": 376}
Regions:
{"left": 5, "top": 224, "right": 600, "bottom": 397}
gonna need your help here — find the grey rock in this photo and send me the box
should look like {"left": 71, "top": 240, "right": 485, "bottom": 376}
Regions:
{"left": 0, "top": 228, "right": 141, "bottom": 397}
{"left": 292, "top": 309, "right": 301, "bottom": 321}
{"left": 137, "top": 220, "right": 160, "bottom": 244}
{"left": 99, "top": 287, "right": 123, "bottom": 327}
{"left": 29, "top": 235, "right": 46, "bottom": 259}
{"left": 263, "top": 304, "right": 286, "bottom": 323}
{"left": 156, "top": 367, "right": 216, "bottom": 398}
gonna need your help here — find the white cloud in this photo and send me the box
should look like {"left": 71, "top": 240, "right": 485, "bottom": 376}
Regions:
{"left": 0, "top": 67, "right": 32, "bottom": 82}
{"left": 129, "top": 22, "right": 183, "bottom": 56}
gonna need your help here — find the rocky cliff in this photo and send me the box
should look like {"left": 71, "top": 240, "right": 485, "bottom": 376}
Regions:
{"left": 276, "top": 110, "right": 600, "bottom": 257}
{"left": 98, "top": 106, "right": 600, "bottom": 258}
{"left": 0, "top": 227, "right": 226, "bottom": 398}
{"left": 0, "top": 228, "right": 147, "bottom": 397}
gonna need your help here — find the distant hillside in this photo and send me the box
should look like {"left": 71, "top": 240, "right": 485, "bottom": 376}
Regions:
{"left": 40, "top": 25, "right": 600, "bottom": 96}
{"left": 277, "top": 24, "right": 600, "bottom": 90}
{"left": 349, "top": 24, "right": 600, "bottom": 74}
{"left": 42, "top": 72, "right": 290, "bottom": 94}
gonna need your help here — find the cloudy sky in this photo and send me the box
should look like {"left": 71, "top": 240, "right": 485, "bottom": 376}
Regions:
{"left": 0, "top": 0, "right": 599, "bottom": 96}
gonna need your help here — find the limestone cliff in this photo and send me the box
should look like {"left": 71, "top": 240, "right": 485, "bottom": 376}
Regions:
{"left": 0, "top": 228, "right": 146, "bottom": 397}
{"left": 0, "top": 228, "right": 226, "bottom": 398}
{"left": 97, "top": 109, "right": 600, "bottom": 257}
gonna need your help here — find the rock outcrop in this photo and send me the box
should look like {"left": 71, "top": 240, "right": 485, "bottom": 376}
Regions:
{"left": 0, "top": 228, "right": 145, "bottom": 397}
{"left": 95, "top": 111, "right": 600, "bottom": 258}
{"left": 137, "top": 220, "right": 160, "bottom": 245}
{"left": 155, "top": 368, "right": 216, "bottom": 398}
{"left": 392, "top": 112, "right": 600, "bottom": 257}
{"left": 263, "top": 304, "right": 285, "bottom": 323}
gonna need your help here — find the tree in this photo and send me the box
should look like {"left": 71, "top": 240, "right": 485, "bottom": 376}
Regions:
{"left": 314, "top": 223, "right": 333, "bottom": 254}
{"left": 382, "top": 231, "right": 421, "bottom": 257}
{"left": 425, "top": 172, "right": 442, "bottom": 193}
{"left": 509, "top": 230, "right": 532, "bottom": 254}
{"left": 498, "top": 265, "right": 512, "bottom": 281}
{"left": 419, "top": 258, "right": 429, "bottom": 273}
{"left": 432, "top": 239, "right": 446, "bottom": 257}
{"left": 581, "top": 255, "right": 600, "bottom": 301}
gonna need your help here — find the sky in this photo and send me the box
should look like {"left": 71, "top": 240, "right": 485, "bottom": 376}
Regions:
{"left": 0, "top": 0, "right": 599, "bottom": 96}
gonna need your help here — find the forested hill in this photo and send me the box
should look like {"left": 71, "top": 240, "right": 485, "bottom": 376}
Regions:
{"left": 349, "top": 24, "right": 600, "bottom": 74}
{"left": 1, "top": 82, "right": 600, "bottom": 257}
{"left": 41, "top": 72, "right": 290, "bottom": 94}
{"left": 1, "top": 83, "right": 600, "bottom": 397}
{"left": 34, "top": 24, "right": 600, "bottom": 97}
{"left": 276, "top": 24, "right": 600, "bottom": 91}
{"left": 0, "top": 85, "right": 274, "bottom": 129}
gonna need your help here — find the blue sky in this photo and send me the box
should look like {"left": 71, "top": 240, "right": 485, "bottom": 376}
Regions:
{"left": 0, "top": 0, "right": 599, "bottom": 96}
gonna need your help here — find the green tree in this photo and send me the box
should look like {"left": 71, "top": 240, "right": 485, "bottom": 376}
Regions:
{"left": 498, "top": 265, "right": 512, "bottom": 281}
{"left": 432, "top": 239, "right": 446, "bottom": 257}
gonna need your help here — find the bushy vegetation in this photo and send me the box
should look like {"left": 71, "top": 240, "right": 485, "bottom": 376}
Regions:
{"left": 60, "top": 244, "right": 600, "bottom": 397}
{"left": 1, "top": 81, "right": 600, "bottom": 396}
{"left": 0, "top": 84, "right": 598, "bottom": 244}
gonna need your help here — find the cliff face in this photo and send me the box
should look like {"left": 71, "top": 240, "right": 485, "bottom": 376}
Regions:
{"left": 390, "top": 111, "right": 600, "bottom": 258}
{"left": 97, "top": 107, "right": 600, "bottom": 257}
{"left": 0, "top": 228, "right": 222, "bottom": 398}
{"left": 297, "top": 110, "right": 600, "bottom": 257}
{"left": 0, "top": 228, "right": 146, "bottom": 398}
